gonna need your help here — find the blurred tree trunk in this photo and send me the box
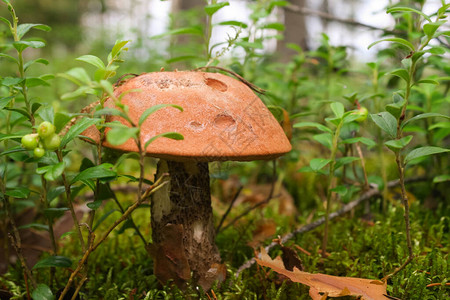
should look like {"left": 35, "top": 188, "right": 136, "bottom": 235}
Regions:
{"left": 277, "top": 0, "right": 308, "bottom": 60}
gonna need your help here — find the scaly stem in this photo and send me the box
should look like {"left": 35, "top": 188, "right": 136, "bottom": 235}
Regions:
{"left": 322, "top": 121, "right": 343, "bottom": 257}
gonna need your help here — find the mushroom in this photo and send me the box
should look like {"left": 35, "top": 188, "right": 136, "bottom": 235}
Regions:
{"left": 83, "top": 71, "right": 291, "bottom": 289}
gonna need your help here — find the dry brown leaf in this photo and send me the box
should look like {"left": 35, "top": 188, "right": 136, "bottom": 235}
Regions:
{"left": 255, "top": 248, "right": 388, "bottom": 300}
{"left": 247, "top": 220, "right": 277, "bottom": 248}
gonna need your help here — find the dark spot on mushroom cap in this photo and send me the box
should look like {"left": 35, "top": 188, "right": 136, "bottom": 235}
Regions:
{"left": 213, "top": 114, "right": 236, "bottom": 131}
{"left": 205, "top": 78, "right": 228, "bottom": 92}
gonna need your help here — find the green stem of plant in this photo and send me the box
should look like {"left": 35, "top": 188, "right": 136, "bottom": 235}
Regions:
{"left": 322, "top": 120, "right": 343, "bottom": 257}
{"left": 57, "top": 150, "right": 86, "bottom": 251}
{"left": 9, "top": 6, "right": 34, "bottom": 127}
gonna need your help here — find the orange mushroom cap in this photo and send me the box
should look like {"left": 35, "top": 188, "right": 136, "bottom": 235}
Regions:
{"left": 83, "top": 71, "right": 291, "bottom": 162}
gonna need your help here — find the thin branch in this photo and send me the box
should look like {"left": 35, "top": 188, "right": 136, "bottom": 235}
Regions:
{"left": 285, "top": 4, "right": 399, "bottom": 34}
{"left": 220, "top": 161, "right": 277, "bottom": 232}
{"left": 235, "top": 176, "right": 426, "bottom": 277}
{"left": 216, "top": 186, "right": 243, "bottom": 233}
{"left": 57, "top": 175, "right": 169, "bottom": 300}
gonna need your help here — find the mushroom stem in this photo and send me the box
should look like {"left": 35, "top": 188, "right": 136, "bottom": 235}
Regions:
{"left": 150, "top": 159, "right": 221, "bottom": 289}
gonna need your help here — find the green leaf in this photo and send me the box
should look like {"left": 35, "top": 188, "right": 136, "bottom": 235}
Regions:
{"left": 12, "top": 41, "right": 45, "bottom": 52}
{"left": 106, "top": 126, "right": 139, "bottom": 146}
{"left": 17, "top": 23, "right": 51, "bottom": 40}
{"left": 313, "top": 133, "right": 333, "bottom": 150}
{"left": 0, "top": 53, "right": 18, "bottom": 64}
{"left": 402, "top": 113, "right": 450, "bottom": 129}
{"left": 325, "top": 117, "right": 341, "bottom": 127}
{"left": 60, "top": 117, "right": 101, "bottom": 148}
{"left": 18, "top": 223, "right": 49, "bottom": 231}
{"left": 261, "top": 22, "right": 285, "bottom": 31}
{"left": 0, "top": 77, "right": 23, "bottom": 86}
{"left": 334, "top": 157, "right": 360, "bottom": 170}
{"left": 204, "top": 2, "right": 229, "bottom": 16}
{"left": 390, "top": 69, "right": 410, "bottom": 83}
{"left": 341, "top": 137, "right": 377, "bottom": 148}
{"left": 235, "top": 41, "right": 264, "bottom": 49}
{"left": 415, "top": 79, "right": 439, "bottom": 85}
{"left": 71, "top": 163, "right": 116, "bottom": 184}
{"left": 0, "top": 96, "right": 14, "bottom": 110}
{"left": 60, "top": 86, "right": 96, "bottom": 100}
{"left": 151, "top": 26, "right": 203, "bottom": 39}
{"left": 54, "top": 112, "right": 74, "bottom": 133}
{"left": 87, "top": 200, "right": 103, "bottom": 210}
{"left": 76, "top": 55, "right": 105, "bottom": 69}
{"left": 330, "top": 185, "right": 348, "bottom": 196}
{"left": 36, "top": 162, "right": 65, "bottom": 181}
{"left": 139, "top": 104, "right": 183, "bottom": 126}
{"left": 33, "top": 256, "right": 72, "bottom": 270}
{"left": 404, "top": 146, "right": 450, "bottom": 165}
{"left": 386, "top": 6, "right": 432, "bottom": 22}
{"left": 44, "top": 208, "right": 69, "bottom": 219}
{"left": 110, "top": 40, "right": 129, "bottom": 60}
{"left": 433, "top": 174, "right": 450, "bottom": 184}
{"left": 144, "top": 132, "right": 184, "bottom": 150}
{"left": 293, "top": 122, "right": 332, "bottom": 133}
{"left": 368, "top": 38, "right": 415, "bottom": 52}
{"left": 330, "top": 102, "right": 344, "bottom": 119}
{"left": 59, "top": 67, "right": 91, "bottom": 86}
{"left": 426, "top": 46, "right": 446, "bottom": 55}
{"left": 217, "top": 20, "right": 248, "bottom": 28}
{"left": 298, "top": 166, "right": 327, "bottom": 175}
{"left": 423, "top": 21, "right": 446, "bottom": 38}
{"left": 23, "top": 58, "right": 49, "bottom": 71}
{"left": 5, "top": 187, "right": 31, "bottom": 198}
{"left": 95, "top": 108, "right": 130, "bottom": 123}
{"left": 0, "top": 16, "right": 11, "bottom": 27}
{"left": 384, "top": 135, "right": 413, "bottom": 151}
{"left": 309, "top": 158, "right": 331, "bottom": 172}
{"left": 370, "top": 112, "right": 397, "bottom": 138}
{"left": 25, "top": 77, "right": 52, "bottom": 88}
{"left": 32, "top": 284, "right": 55, "bottom": 300}
{"left": 385, "top": 98, "right": 405, "bottom": 119}
{"left": 98, "top": 82, "right": 114, "bottom": 98}
{"left": 93, "top": 209, "right": 118, "bottom": 231}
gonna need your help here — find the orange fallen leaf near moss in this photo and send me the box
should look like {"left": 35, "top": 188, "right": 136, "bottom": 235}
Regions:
{"left": 255, "top": 248, "right": 388, "bottom": 300}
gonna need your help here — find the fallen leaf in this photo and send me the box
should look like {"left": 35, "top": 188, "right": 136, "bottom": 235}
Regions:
{"left": 280, "top": 245, "right": 304, "bottom": 271}
{"left": 255, "top": 248, "right": 387, "bottom": 300}
{"left": 247, "top": 220, "right": 277, "bottom": 248}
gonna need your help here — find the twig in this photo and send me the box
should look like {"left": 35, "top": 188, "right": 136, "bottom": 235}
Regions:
{"left": 216, "top": 186, "right": 243, "bottom": 233}
{"left": 235, "top": 176, "right": 426, "bottom": 277}
{"left": 8, "top": 233, "right": 37, "bottom": 288}
{"left": 57, "top": 175, "right": 169, "bottom": 300}
{"left": 107, "top": 184, "right": 147, "bottom": 245}
{"left": 220, "top": 161, "right": 277, "bottom": 232}
{"left": 193, "top": 66, "right": 266, "bottom": 94}
{"left": 284, "top": 4, "right": 399, "bottom": 34}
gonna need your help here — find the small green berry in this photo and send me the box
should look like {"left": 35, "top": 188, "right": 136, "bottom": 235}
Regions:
{"left": 21, "top": 134, "right": 39, "bottom": 150}
{"left": 43, "top": 134, "right": 61, "bottom": 150}
{"left": 38, "top": 121, "right": 56, "bottom": 138}
{"left": 354, "top": 107, "right": 369, "bottom": 123}
{"left": 33, "top": 147, "right": 45, "bottom": 158}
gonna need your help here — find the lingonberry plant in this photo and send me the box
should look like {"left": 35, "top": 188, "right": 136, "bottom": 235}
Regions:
{"left": 368, "top": 2, "right": 450, "bottom": 279}
{"left": 1, "top": 0, "right": 449, "bottom": 299}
